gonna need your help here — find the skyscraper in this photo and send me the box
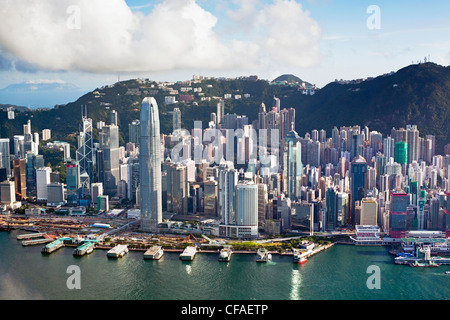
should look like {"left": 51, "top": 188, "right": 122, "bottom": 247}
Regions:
{"left": 139, "top": 97, "right": 163, "bottom": 232}
{"left": 390, "top": 190, "right": 408, "bottom": 238}
{"left": 350, "top": 155, "right": 367, "bottom": 224}
{"left": 100, "top": 125, "right": 120, "bottom": 196}
{"left": 173, "top": 107, "right": 181, "bottom": 133}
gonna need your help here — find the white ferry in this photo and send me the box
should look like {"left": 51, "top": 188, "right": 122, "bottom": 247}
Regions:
{"left": 180, "top": 246, "right": 197, "bottom": 261}
{"left": 218, "top": 247, "right": 232, "bottom": 262}
{"left": 293, "top": 249, "right": 308, "bottom": 265}
{"left": 107, "top": 245, "right": 129, "bottom": 258}
{"left": 144, "top": 246, "right": 164, "bottom": 260}
{"left": 256, "top": 248, "right": 272, "bottom": 263}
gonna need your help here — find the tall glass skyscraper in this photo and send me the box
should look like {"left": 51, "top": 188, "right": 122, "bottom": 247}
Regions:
{"left": 139, "top": 98, "right": 163, "bottom": 232}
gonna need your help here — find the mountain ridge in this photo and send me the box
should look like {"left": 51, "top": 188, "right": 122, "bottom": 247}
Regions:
{"left": 0, "top": 62, "right": 448, "bottom": 154}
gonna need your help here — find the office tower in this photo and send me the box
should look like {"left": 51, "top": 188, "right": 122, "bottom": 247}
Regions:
{"left": 375, "top": 153, "right": 386, "bottom": 182}
{"left": 360, "top": 197, "right": 378, "bottom": 226}
{"left": 166, "top": 163, "right": 188, "bottom": 215}
{"left": 258, "top": 103, "right": 267, "bottom": 131}
{"left": 336, "top": 192, "right": 349, "bottom": 227}
{"left": 406, "top": 125, "right": 419, "bottom": 164}
{"left": 418, "top": 193, "right": 426, "bottom": 231}
{"left": 110, "top": 110, "right": 118, "bottom": 126}
{"left": 265, "top": 109, "right": 280, "bottom": 148}
{"left": 13, "top": 135, "right": 25, "bottom": 158}
{"left": 47, "top": 183, "right": 65, "bottom": 206}
{"left": 351, "top": 133, "right": 364, "bottom": 159}
{"left": 127, "top": 156, "right": 140, "bottom": 204}
{"left": 42, "top": 129, "right": 51, "bottom": 141}
{"left": 76, "top": 115, "right": 94, "bottom": 189}
{"left": 203, "top": 180, "right": 218, "bottom": 216}
{"left": 217, "top": 99, "right": 225, "bottom": 126}
{"left": 97, "top": 195, "right": 109, "bottom": 212}
{"left": 66, "top": 161, "right": 80, "bottom": 206}
{"left": 350, "top": 155, "right": 367, "bottom": 223}
{"left": 273, "top": 96, "right": 281, "bottom": 113}
{"left": 236, "top": 182, "right": 258, "bottom": 229}
{"left": 307, "top": 140, "right": 320, "bottom": 167}
{"left": 429, "top": 197, "right": 440, "bottom": 231}
{"left": 0, "top": 180, "right": 16, "bottom": 204}
{"left": 91, "top": 183, "right": 104, "bottom": 208}
{"left": 0, "top": 168, "right": 7, "bottom": 182}
{"left": 0, "top": 139, "right": 11, "bottom": 178}
{"left": 383, "top": 136, "right": 395, "bottom": 160}
{"left": 129, "top": 120, "right": 141, "bottom": 146}
{"left": 139, "top": 97, "right": 163, "bottom": 232}
{"left": 173, "top": 107, "right": 181, "bottom": 133}
{"left": 390, "top": 190, "right": 408, "bottom": 238}
{"left": 13, "top": 158, "right": 26, "bottom": 200}
{"left": 36, "top": 167, "right": 51, "bottom": 202}
{"left": 332, "top": 127, "right": 340, "bottom": 150}
{"left": 258, "top": 183, "right": 268, "bottom": 228}
{"left": 365, "top": 167, "right": 376, "bottom": 191}
{"left": 394, "top": 141, "right": 407, "bottom": 166}
{"left": 445, "top": 191, "right": 450, "bottom": 237}
{"left": 100, "top": 125, "right": 120, "bottom": 196}
{"left": 282, "top": 129, "right": 303, "bottom": 200}
{"left": 218, "top": 163, "right": 238, "bottom": 226}
{"left": 325, "top": 187, "right": 337, "bottom": 231}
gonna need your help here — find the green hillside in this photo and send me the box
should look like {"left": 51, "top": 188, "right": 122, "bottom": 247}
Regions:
{"left": 1, "top": 63, "right": 448, "bottom": 154}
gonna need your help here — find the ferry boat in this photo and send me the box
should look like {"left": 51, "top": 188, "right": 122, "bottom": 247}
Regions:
{"left": 180, "top": 246, "right": 197, "bottom": 261}
{"left": 218, "top": 247, "right": 232, "bottom": 262}
{"left": 445, "top": 271, "right": 450, "bottom": 275}
{"left": 256, "top": 248, "right": 272, "bottom": 263}
{"left": 107, "top": 245, "right": 129, "bottom": 258}
{"left": 144, "top": 246, "right": 164, "bottom": 260}
{"left": 293, "top": 249, "right": 307, "bottom": 264}
{"left": 410, "top": 260, "right": 439, "bottom": 268}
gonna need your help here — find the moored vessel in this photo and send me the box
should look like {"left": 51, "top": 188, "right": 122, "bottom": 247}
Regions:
{"left": 256, "top": 248, "right": 272, "bottom": 263}
{"left": 180, "top": 246, "right": 197, "bottom": 261}
{"left": 219, "top": 247, "right": 232, "bottom": 262}
{"left": 144, "top": 246, "right": 164, "bottom": 260}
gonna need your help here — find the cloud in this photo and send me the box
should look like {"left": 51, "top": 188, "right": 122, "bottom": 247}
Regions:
{"left": 0, "top": 0, "right": 322, "bottom": 74}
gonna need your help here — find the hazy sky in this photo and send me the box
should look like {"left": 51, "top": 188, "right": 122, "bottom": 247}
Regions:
{"left": 0, "top": 0, "right": 449, "bottom": 92}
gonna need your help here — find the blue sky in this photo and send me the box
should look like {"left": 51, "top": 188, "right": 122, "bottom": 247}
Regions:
{"left": 0, "top": 0, "right": 449, "bottom": 106}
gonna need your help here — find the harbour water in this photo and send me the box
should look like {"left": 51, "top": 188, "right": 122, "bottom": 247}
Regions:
{"left": 0, "top": 231, "right": 448, "bottom": 300}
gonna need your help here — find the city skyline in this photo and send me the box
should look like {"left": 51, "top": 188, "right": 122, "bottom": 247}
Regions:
{"left": 0, "top": 0, "right": 449, "bottom": 106}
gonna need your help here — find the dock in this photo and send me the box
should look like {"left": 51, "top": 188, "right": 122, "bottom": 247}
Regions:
{"left": 42, "top": 239, "right": 65, "bottom": 254}
{"left": 21, "top": 233, "right": 54, "bottom": 246}
{"left": 73, "top": 242, "right": 95, "bottom": 256}
{"left": 144, "top": 246, "right": 164, "bottom": 260}
{"left": 17, "top": 233, "right": 47, "bottom": 240}
{"left": 107, "top": 245, "right": 129, "bottom": 258}
{"left": 180, "top": 246, "right": 197, "bottom": 261}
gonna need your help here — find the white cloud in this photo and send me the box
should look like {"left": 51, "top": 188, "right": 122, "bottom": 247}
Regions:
{"left": 0, "top": 0, "right": 322, "bottom": 74}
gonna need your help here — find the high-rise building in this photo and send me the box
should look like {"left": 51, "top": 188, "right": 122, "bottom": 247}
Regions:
{"left": 66, "top": 161, "right": 80, "bottom": 206}
{"left": 394, "top": 141, "right": 408, "bottom": 166}
{"left": 445, "top": 192, "right": 450, "bottom": 237}
{"left": 139, "top": 97, "right": 163, "bottom": 232}
{"left": 218, "top": 163, "right": 238, "bottom": 226}
{"left": 360, "top": 197, "right": 378, "bottom": 226}
{"left": 350, "top": 155, "right": 367, "bottom": 223}
{"left": 406, "top": 125, "right": 419, "bottom": 164}
{"left": 100, "top": 125, "right": 120, "bottom": 196}
{"left": 110, "top": 110, "right": 118, "bottom": 126}
{"left": 76, "top": 116, "right": 94, "bottom": 189}
{"left": 129, "top": 120, "right": 141, "bottom": 146}
{"left": 390, "top": 190, "right": 408, "bottom": 238}
{"left": 0, "top": 139, "right": 11, "bottom": 178}
{"left": 0, "top": 180, "right": 16, "bottom": 205}
{"left": 282, "top": 129, "right": 303, "bottom": 201}
{"left": 217, "top": 99, "right": 225, "bottom": 126}
{"left": 42, "top": 129, "right": 51, "bottom": 141}
{"left": 173, "top": 108, "right": 181, "bottom": 133}
{"left": 13, "top": 158, "right": 26, "bottom": 200}
{"left": 36, "top": 167, "right": 51, "bottom": 202}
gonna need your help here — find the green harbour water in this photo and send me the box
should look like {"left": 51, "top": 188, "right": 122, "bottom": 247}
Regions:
{"left": 0, "top": 231, "right": 448, "bottom": 300}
